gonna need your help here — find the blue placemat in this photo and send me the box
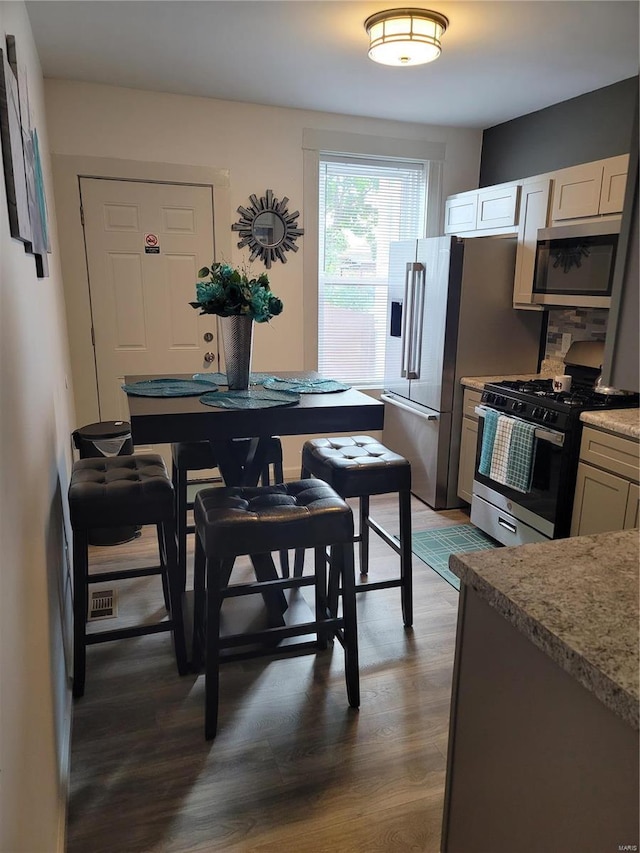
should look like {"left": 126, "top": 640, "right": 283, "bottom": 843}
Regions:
{"left": 122, "top": 378, "right": 219, "bottom": 397}
{"left": 262, "top": 377, "right": 350, "bottom": 394}
{"left": 199, "top": 388, "right": 300, "bottom": 409}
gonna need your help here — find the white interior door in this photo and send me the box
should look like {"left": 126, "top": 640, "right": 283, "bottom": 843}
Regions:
{"left": 80, "top": 177, "right": 218, "bottom": 452}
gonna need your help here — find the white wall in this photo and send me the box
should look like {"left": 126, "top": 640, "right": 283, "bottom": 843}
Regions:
{"left": 0, "top": 3, "right": 75, "bottom": 851}
{"left": 44, "top": 79, "right": 482, "bottom": 454}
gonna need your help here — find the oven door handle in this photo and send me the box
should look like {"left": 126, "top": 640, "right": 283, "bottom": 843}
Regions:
{"left": 475, "top": 405, "right": 565, "bottom": 447}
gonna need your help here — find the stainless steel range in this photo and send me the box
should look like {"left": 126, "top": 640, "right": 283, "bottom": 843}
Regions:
{"left": 471, "top": 342, "right": 639, "bottom": 546}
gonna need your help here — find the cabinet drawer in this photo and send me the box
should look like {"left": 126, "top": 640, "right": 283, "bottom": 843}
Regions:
{"left": 462, "top": 389, "right": 483, "bottom": 419}
{"left": 579, "top": 426, "right": 640, "bottom": 483}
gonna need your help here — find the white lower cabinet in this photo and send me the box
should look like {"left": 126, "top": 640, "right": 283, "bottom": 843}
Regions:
{"left": 570, "top": 425, "right": 640, "bottom": 536}
{"left": 457, "top": 389, "right": 482, "bottom": 503}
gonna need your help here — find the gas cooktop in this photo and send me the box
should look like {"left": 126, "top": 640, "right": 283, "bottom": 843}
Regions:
{"left": 481, "top": 377, "right": 639, "bottom": 430}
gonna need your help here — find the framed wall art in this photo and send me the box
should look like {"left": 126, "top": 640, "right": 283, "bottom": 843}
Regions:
{"left": 0, "top": 34, "right": 31, "bottom": 244}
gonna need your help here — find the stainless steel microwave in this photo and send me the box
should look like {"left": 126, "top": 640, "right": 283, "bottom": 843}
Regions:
{"left": 532, "top": 219, "right": 620, "bottom": 308}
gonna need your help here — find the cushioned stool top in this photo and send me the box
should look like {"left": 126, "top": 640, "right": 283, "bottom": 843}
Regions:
{"left": 69, "top": 454, "right": 174, "bottom": 529}
{"left": 172, "top": 437, "right": 282, "bottom": 471}
{"left": 302, "top": 436, "right": 411, "bottom": 498}
{"left": 194, "top": 480, "right": 353, "bottom": 559}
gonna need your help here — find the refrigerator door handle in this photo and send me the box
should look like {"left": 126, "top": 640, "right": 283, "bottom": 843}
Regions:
{"left": 402, "top": 262, "right": 422, "bottom": 379}
{"left": 400, "top": 263, "right": 414, "bottom": 378}
{"left": 381, "top": 393, "right": 438, "bottom": 420}
{"left": 409, "top": 263, "right": 425, "bottom": 379}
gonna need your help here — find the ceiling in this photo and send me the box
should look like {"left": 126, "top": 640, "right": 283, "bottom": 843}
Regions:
{"left": 26, "top": 1, "right": 639, "bottom": 129}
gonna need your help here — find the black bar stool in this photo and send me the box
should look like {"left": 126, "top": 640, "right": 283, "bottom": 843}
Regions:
{"left": 294, "top": 435, "right": 413, "bottom": 627}
{"left": 171, "top": 437, "right": 287, "bottom": 587}
{"left": 191, "top": 480, "right": 359, "bottom": 739}
{"left": 68, "top": 454, "right": 188, "bottom": 697}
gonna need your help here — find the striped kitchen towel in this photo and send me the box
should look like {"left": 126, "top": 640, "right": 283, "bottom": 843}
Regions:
{"left": 478, "top": 408, "right": 500, "bottom": 476}
{"left": 489, "top": 415, "right": 515, "bottom": 484}
{"left": 505, "top": 418, "right": 537, "bottom": 493}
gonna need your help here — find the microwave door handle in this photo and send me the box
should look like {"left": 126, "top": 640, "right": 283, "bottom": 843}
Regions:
{"left": 409, "top": 263, "right": 425, "bottom": 379}
{"left": 475, "top": 406, "right": 565, "bottom": 446}
{"left": 400, "top": 263, "right": 413, "bottom": 378}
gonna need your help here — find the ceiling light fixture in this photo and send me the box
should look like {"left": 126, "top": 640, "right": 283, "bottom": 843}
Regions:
{"left": 364, "top": 7, "right": 449, "bottom": 67}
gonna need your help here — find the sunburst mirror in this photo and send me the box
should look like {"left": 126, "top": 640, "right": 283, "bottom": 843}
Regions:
{"left": 231, "top": 189, "right": 304, "bottom": 268}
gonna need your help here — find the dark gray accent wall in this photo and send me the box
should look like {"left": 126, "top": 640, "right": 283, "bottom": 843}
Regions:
{"left": 479, "top": 77, "right": 638, "bottom": 186}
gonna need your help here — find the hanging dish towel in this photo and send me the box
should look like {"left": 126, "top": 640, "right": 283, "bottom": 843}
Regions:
{"left": 478, "top": 409, "right": 500, "bottom": 476}
{"left": 505, "top": 419, "right": 538, "bottom": 493}
{"left": 489, "top": 415, "right": 515, "bottom": 484}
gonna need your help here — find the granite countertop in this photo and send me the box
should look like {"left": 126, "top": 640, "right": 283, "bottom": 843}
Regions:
{"left": 580, "top": 408, "right": 640, "bottom": 440}
{"left": 460, "top": 374, "right": 540, "bottom": 392}
{"left": 450, "top": 529, "right": 639, "bottom": 729}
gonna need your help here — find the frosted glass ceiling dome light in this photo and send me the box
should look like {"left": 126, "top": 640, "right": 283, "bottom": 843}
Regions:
{"left": 364, "top": 8, "right": 449, "bottom": 67}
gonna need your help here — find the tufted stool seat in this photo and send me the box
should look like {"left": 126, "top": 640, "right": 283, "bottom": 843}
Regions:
{"left": 192, "top": 479, "right": 359, "bottom": 739}
{"left": 68, "top": 454, "right": 188, "bottom": 697}
{"left": 171, "top": 437, "right": 286, "bottom": 585}
{"left": 294, "top": 435, "right": 413, "bottom": 627}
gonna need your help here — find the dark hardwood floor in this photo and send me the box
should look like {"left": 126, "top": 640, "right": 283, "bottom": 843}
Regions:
{"left": 67, "top": 495, "right": 470, "bottom": 852}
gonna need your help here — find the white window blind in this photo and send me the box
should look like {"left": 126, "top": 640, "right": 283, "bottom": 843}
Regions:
{"left": 318, "top": 156, "right": 426, "bottom": 386}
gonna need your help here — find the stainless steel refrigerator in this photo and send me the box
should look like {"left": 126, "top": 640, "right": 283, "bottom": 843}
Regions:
{"left": 382, "top": 235, "right": 543, "bottom": 509}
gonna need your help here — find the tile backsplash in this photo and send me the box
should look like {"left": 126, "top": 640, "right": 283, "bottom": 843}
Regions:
{"left": 544, "top": 307, "right": 608, "bottom": 359}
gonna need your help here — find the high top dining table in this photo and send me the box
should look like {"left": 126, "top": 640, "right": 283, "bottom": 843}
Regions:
{"left": 125, "top": 371, "right": 384, "bottom": 630}
{"left": 125, "top": 371, "right": 384, "bottom": 487}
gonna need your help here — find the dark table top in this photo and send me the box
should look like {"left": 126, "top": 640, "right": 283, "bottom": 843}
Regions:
{"left": 125, "top": 371, "right": 384, "bottom": 445}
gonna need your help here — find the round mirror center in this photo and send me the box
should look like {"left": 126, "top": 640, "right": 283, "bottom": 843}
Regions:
{"left": 252, "top": 211, "right": 286, "bottom": 247}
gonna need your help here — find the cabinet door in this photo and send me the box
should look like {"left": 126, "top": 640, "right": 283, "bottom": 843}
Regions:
{"left": 457, "top": 415, "right": 479, "bottom": 503}
{"left": 624, "top": 483, "right": 640, "bottom": 529}
{"left": 599, "top": 154, "right": 630, "bottom": 215}
{"left": 570, "top": 463, "right": 630, "bottom": 536}
{"left": 513, "top": 179, "right": 551, "bottom": 307}
{"left": 476, "top": 184, "right": 520, "bottom": 230}
{"left": 444, "top": 193, "right": 478, "bottom": 235}
{"left": 551, "top": 162, "right": 603, "bottom": 221}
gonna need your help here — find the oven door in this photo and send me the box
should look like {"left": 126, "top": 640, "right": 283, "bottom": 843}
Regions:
{"left": 470, "top": 406, "right": 569, "bottom": 546}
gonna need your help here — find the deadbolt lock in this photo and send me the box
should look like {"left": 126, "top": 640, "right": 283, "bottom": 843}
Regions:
{"left": 203, "top": 332, "right": 214, "bottom": 343}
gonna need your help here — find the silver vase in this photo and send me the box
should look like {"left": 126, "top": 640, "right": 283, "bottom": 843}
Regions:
{"left": 220, "top": 315, "right": 254, "bottom": 390}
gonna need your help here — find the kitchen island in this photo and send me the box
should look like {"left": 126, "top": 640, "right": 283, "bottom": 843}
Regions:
{"left": 441, "top": 529, "right": 639, "bottom": 853}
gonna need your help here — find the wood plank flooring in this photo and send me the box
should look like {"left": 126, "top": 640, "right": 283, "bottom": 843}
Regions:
{"left": 67, "top": 496, "right": 470, "bottom": 853}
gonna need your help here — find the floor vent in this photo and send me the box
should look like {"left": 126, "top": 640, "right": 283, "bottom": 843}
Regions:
{"left": 88, "top": 588, "right": 118, "bottom": 621}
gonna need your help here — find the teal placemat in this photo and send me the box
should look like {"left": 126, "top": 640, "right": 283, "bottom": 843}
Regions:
{"left": 193, "top": 372, "right": 276, "bottom": 386}
{"left": 199, "top": 388, "right": 300, "bottom": 409}
{"left": 412, "top": 524, "right": 498, "bottom": 591}
{"left": 262, "top": 377, "right": 350, "bottom": 394}
{"left": 122, "top": 378, "right": 219, "bottom": 397}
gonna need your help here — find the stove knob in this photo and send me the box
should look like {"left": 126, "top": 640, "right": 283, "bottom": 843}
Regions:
{"left": 484, "top": 392, "right": 495, "bottom": 404}
{"left": 513, "top": 401, "right": 526, "bottom": 413}
{"left": 496, "top": 395, "right": 507, "bottom": 406}
{"left": 532, "top": 407, "right": 543, "bottom": 419}
{"left": 544, "top": 411, "right": 558, "bottom": 423}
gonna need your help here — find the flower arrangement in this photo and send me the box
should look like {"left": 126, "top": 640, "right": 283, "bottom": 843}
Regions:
{"left": 190, "top": 262, "right": 283, "bottom": 323}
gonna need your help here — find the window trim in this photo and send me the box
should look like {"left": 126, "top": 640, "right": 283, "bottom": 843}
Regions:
{"left": 302, "top": 129, "right": 445, "bottom": 375}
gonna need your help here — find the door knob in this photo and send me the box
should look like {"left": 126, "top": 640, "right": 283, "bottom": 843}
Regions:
{"left": 204, "top": 352, "right": 215, "bottom": 363}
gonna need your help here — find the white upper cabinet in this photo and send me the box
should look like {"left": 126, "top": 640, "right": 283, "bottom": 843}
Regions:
{"left": 444, "top": 182, "right": 519, "bottom": 235}
{"left": 444, "top": 193, "right": 478, "bottom": 234}
{"left": 550, "top": 154, "right": 629, "bottom": 222}
{"left": 600, "top": 154, "right": 630, "bottom": 214}
{"left": 513, "top": 178, "right": 551, "bottom": 309}
{"left": 476, "top": 184, "right": 520, "bottom": 230}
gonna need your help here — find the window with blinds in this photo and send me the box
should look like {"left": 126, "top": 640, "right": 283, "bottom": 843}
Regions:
{"left": 318, "top": 156, "right": 426, "bottom": 386}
